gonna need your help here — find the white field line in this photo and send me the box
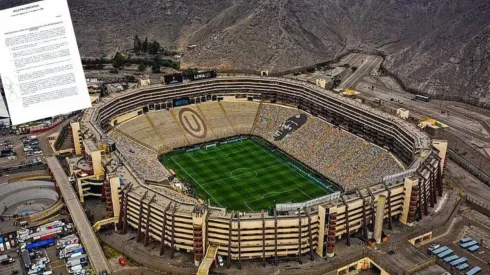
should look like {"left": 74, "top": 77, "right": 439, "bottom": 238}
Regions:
{"left": 171, "top": 155, "right": 223, "bottom": 207}
{"left": 250, "top": 141, "right": 330, "bottom": 194}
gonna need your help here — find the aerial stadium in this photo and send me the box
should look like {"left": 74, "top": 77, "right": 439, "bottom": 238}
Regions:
{"left": 79, "top": 75, "right": 448, "bottom": 271}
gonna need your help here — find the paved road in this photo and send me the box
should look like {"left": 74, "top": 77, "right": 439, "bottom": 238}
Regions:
{"left": 339, "top": 55, "right": 383, "bottom": 89}
{"left": 45, "top": 157, "right": 111, "bottom": 274}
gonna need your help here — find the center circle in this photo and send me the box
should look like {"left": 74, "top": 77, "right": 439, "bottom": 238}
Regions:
{"left": 231, "top": 168, "right": 257, "bottom": 180}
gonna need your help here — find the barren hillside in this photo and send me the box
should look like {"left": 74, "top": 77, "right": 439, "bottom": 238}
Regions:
{"left": 1, "top": 0, "right": 489, "bottom": 106}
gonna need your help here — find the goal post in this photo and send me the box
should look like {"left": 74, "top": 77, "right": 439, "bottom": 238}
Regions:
{"left": 205, "top": 143, "right": 217, "bottom": 149}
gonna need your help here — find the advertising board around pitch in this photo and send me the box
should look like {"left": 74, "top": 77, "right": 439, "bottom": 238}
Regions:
{"left": 0, "top": 0, "right": 91, "bottom": 125}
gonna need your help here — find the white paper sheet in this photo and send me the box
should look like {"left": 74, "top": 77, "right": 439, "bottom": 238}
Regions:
{"left": 0, "top": 0, "right": 90, "bottom": 125}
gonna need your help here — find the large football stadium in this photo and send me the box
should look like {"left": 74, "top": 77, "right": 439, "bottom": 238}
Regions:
{"left": 81, "top": 76, "right": 448, "bottom": 271}
{"left": 161, "top": 137, "right": 337, "bottom": 211}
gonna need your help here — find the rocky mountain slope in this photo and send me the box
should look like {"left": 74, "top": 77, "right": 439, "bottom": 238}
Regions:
{"left": 1, "top": 0, "right": 489, "bottom": 106}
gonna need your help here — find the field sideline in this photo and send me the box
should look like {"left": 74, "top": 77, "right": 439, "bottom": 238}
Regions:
{"left": 161, "top": 137, "right": 337, "bottom": 211}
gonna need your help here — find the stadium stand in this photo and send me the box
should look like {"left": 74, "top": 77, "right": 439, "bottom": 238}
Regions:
{"left": 196, "top": 102, "right": 236, "bottom": 139}
{"left": 146, "top": 111, "right": 188, "bottom": 149}
{"left": 220, "top": 101, "right": 260, "bottom": 134}
{"left": 117, "top": 116, "right": 163, "bottom": 152}
{"left": 170, "top": 105, "right": 216, "bottom": 144}
{"left": 252, "top": 104, "right": 403, "bottom": 189}
{"left": 111, "top": 131, "right": 170, "bottom": 182}
{"left": 114, "top": 102, "right": 402, "bottom": 189}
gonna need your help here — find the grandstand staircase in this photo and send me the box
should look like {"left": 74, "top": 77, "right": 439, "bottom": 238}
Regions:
{"left": 197, "top": 244, "right": 219, "bottom": 275}
{"left": 250, "top": 101, "right": 264, "bottom": 134}
{"left": 218, "top": 102, "right": 238, "bottom": 135}
{"left": 195, "top": 105, "right": 217, "bottom": 138}
{"left": 92, "top": 217, "right": 119, "bottom": 232}
{"left": 144, "top": 114, "right": 171, "bottom": 153}
{"left": 169, "top": 109, "right": 191, "bottom": 145}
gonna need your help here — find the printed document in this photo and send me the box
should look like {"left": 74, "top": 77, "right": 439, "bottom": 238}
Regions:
{"left": 0, "top": 0, "right": 90, "bottom": 125}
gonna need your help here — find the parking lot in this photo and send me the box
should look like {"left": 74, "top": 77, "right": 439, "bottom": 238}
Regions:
{"left": 421, "top": 212, "right": 490, "bottom": 274}
{"left": 46, "top": 245, "right": 69, "bottom": 275}
{"left": 6, "top": 219, "right": 93, "bottom": 275}
{"left": 0, "top": 135, "right": 45, "bottom": 167}
{"left": 0, "top": 252, "right": 21, "bottom": 275}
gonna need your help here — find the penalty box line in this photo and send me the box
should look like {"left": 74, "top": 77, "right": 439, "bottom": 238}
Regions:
{"left": 244, "top": 188, "right": 311, "bottom": 211}
{"left": 171, "top": 155, "right": 224, "bottom": 208}
{"left": 188, "top": 143, "right": 244, "bottom": 162}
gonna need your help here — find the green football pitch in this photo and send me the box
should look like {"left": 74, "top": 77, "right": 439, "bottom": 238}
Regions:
{"left": 161, "top": 138, "right": 337, "bottom": 211}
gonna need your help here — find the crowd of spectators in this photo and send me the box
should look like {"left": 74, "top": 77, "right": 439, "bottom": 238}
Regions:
{"left": 253, "top": 104, "right": 403, "bottom": 189}
{"left": 111, "top": 131, "right": 170, "bottom": 181}
{"left": 111, "top": 132, "right": 198, "bottom": 204}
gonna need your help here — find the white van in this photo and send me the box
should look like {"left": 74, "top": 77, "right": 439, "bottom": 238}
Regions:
{"left": 69, "top": 265, "right": 83, "bottom": 274}
{"left": 69, "top": 252, "right": 83, "bottom": 259}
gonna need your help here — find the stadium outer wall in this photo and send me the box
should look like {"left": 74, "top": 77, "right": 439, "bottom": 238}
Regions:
{"left": 83, "top": 76, "right": 448, "bottom": 265}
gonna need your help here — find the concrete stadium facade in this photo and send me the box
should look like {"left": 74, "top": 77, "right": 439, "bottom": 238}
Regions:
{"left": 82, "top": 77, "right": 447, "bottom": 266}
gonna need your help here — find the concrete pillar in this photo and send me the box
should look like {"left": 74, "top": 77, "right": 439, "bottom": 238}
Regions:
{"left": 341, "top": 196, "right": 350, "bottom": 246}
{"left": 237, "top": 213, "right": 242, "bottom": 269}
{"left": 374, "top": 194, "right": 387, "bottom": 244}
{"left": 304, "top": 208, "right": 313, "bottom": 261}
{"left": 357, "top": 189, "right": 368, "bottom": 238}
{"left": 274, "top": 209, "right": 278, "bottom": 265}
{"left": 170, "top": 204, "right": 177, "bottom": 259}
{"left": 159, "top": 203, "right": 171, "bottom": 256}
{"left": 297, "top": 210, "right": 302, "bottom": 264}
{"left": 382, "top": 183, "right": 392, "bottom": 230}
{"left": 261, "top": 211, "right": 266, "bottom": 267}
{"left": 136, "top": 191, "right": 147, "bottom": 242}
{"left": 122, "top": 191, "right": 128, "bottom": 234}
{"left": 227, "top": 213, "right": 232, "bottom": 269}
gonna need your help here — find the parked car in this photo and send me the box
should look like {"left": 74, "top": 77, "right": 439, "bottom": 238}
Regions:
{"left": 118, "top": 257, "right": 126, "bottom": 266}
{"left": 428, "top": 242, "right": 440, "bottom": 251}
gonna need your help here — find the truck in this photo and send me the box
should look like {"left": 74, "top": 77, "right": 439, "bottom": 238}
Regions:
{"left": 68, "top": 264, "right": 84, "bottom": 274}
{"left": 67, "top": 253, "right": 85, "bottom": 260}
{"left": 459, "top": 237, "right": 472, "bottom": 244}
{"left": 66, "top": 256, "right": 87, "bottom": 268}
{"left": 36, "top": 220, "right": 63, "bottom": 232}
{"left": 0, "top": 255, "right": 15, "bottom": 264}
{"left": 28, "top": 263, "right": 46, "bottom": 275}
{"left": 22, "top": 250, "right": 32, "bottom": 268}
{"left": 26, "top": 239, "right": 55, "bottom": 251}
{"left": 17, "top": 228, "right": 30, "bottom": 242}
{"left": 59, "top": 244, "right": 84, "bottom": 259}
{"left": 56, "top": 235, "right": 78, "bottom": 249}
{"left": 30, "top": 227, "right": 63, "bottom": 241}
{"left": 460, "top": 240, "right": 477, "bottom": 248}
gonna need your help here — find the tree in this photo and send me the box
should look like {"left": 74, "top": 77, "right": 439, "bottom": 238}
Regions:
{"left": 133, "top": 35, "right": 141, "bottom": 54}
{"left": 113, "top": 51, "right": 125, "bottom": 69}
{"left": 142, "top": 37, "right": 149, "bottom": 53}
{"left": 149, "top": 41, "right": 161, "bottom": 55}
{"left": 152, "top": 65, "right": 161, "bottom": 73}
{"left": 137, "top": 62, "right": 147, "bottom": 72}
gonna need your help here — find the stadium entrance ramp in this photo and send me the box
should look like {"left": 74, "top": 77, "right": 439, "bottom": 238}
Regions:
{"left": 197, "top": 244, "right": 219, "bottom": 275}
